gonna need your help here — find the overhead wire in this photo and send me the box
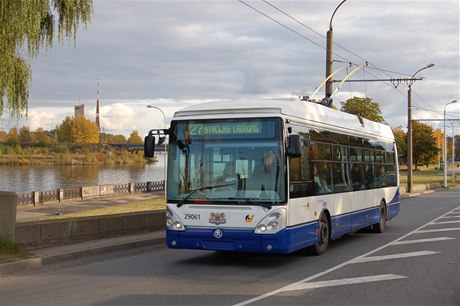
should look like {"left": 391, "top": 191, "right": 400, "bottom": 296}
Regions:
{"left": 241, "top": 0, "right": 414, "bottom": 98}
{"left": 241, "top": 0, "right": 441, "bottom": 120}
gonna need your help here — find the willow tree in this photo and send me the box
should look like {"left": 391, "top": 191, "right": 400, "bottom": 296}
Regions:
{"left": 0, "top": 0, "right": 93, "bottom": 118}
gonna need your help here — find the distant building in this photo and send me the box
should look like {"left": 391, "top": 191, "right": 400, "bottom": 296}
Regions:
{"left": 75, "top": 104, "right": 85, "bottom": 118}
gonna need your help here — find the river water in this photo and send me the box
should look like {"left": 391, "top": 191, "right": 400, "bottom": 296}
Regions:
{"left": 0, "top": 155, "right": 166, "bottom": 193}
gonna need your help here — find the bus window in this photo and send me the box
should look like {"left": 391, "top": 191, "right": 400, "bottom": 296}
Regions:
{"left": 364, "top": 164, "right": 374, "bottom": 189}
{"left": 314, "top": 162, "right": 332, "bottom": 194}
{"left": 333, "top": 163, "right": 349, "bottom": 192}
{"left": 350, "top": 164, "right": 364, "bottom": 191}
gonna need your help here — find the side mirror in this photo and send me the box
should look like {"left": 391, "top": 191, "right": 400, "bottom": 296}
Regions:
{"left": 287, "top": 134, "right": 302, "bottom": 157}
{"left": 144, "top": 133, "right": 155, "bottom": 158}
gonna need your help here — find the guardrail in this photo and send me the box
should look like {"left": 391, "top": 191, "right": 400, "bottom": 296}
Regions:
{"left": 16, "top": 180, "right": 165, "bottom": 206}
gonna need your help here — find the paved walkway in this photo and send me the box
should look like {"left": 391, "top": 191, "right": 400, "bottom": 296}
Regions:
{"left": 16, "top": 192, "right": 163, "bottom": 222}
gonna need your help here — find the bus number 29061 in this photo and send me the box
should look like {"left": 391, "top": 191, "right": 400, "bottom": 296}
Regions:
{"left": 184, "top": 214, "right": 200, "bottom": 220}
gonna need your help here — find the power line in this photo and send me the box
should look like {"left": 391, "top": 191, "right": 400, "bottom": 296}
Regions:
{"left": 238, "top": 0, "right": 346, "bottom": 60}
{"left": 239, "top": 0, "right": 434, "bottom": 107}
{"left": 261, "top": 0, "right": 412, "bottom": 79}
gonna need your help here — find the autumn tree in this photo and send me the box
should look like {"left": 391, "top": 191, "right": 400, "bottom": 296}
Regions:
{"left": 6, "top": 127, "right": 20, "bottom": 144}
{"left": 34, "top": 128, "right": 53, "bottom": 145}
{"left": 0, "top": 1, "right": 93, "bottom": 118}
{"left": 340, "top": 97, "right": 386, "bottom": 123}
{"left": 56, "top": 116, "right": 99, "bottom": 143}
{"left": 100, "top": 133, "right": 127, "bottom": 144}
{"left": 127, "top": 130, "right": 143, "bottom": 144}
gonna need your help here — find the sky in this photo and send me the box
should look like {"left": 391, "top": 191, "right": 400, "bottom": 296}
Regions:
{"left": 1, "top": 0, "right": 459, "bottom": 138}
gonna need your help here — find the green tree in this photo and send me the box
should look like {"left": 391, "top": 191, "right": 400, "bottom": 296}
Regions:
{"left": 56, "top": 116, "right": 73, "bottom": 142}
{"left": 56, "top": 116, "right": 99, "bottom": 143}
{"left": 127, "top": 130, "right": 143, "bottom": 144}
{"left": 392, "top": 126, "right": 406, "bottom": 163}
{"left": 412, "top": 121, "right": 438, "bottom": 170}
{"left": 19, "top": 126, "right": 31, "bottom": 143}
{"left": 340, "top": 97, "right": 386, "bottom": 123}
{"left": 0, "top": 1, "right": 93, "bottom": 118}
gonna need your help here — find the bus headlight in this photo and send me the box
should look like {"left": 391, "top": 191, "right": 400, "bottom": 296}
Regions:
{"left": 254, "top": 208, "right": 286, "bottom": 234}
{"left": 166, "top": 208, "right": 185, "bottom": 231}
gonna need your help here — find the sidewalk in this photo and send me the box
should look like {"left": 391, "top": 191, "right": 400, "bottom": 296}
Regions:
{"left": 1, "top": 192, "right": 166, "bottom": 275}
{"left": 16, "top": 191, "right": 163, "bottom": 222}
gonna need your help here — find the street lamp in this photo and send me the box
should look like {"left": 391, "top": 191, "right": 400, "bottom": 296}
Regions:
{"left": 444, "top": 100, "right": 458, "bottom": 187}
{"left": 325, "top": 0, "right": 347, "bottom": 100}
{"left": 146, "top": 105, "right": 167, "bottom": 196}
{"left": 406, "top": 63, "right": 435, "bottom": 193}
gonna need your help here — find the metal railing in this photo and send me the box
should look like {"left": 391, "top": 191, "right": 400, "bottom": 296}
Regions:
{"left": 16, "top": 180, "right": 165, "bottom": 205}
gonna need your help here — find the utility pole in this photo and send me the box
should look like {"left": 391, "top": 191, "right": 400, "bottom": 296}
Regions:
{"left": 325, "top": 0, "right": 347, "bottom": 102}
{"left": 406, "top": 64, "right": 434, "bottom": 193}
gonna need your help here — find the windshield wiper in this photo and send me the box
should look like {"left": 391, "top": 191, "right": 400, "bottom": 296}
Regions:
{"left": 228, "top": 198, "right": 274, "bottom": 209}
{"left": 177, "top": 182, "right": 236, "bottom": 207}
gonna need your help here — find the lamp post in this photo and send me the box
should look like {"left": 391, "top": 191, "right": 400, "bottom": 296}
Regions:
{"left": 147, "top": 105, "right": 167, "bottom": 196}
{"left": 325, "top": 0, "right": 347, "bottom": 100}
{"left": 406, "top": 63, "right": 434, "bottom": 193}
{"left": 452, "top": 122, "right": 456, "bottom": 184}
{"left": 443, "top": 100, "right": 457, "bottom": 187}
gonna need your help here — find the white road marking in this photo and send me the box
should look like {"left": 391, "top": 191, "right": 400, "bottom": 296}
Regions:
{"left": 350, "top": 251, "right": 439, "bottom": 263}
{"left": 390, "top": 237, "right": 455, "bottom": 245}
{"left": 283, "top": 274, "right": 407, "bottom": 291}
{"left": 430, "top": 220, "right": 460, "bottom": 224}
{"left": 233, "top": 205, "right": 460, "bottom": 306}
{"left": 416, "top": 228, "right": 460, "bottom": 233}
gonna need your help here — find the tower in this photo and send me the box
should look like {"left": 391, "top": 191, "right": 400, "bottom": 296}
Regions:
{"left": 75, "top": 104, "right": 84, "bottom": 118}
{"left": 95, "top": 76, "right": 101, "bottom": 132}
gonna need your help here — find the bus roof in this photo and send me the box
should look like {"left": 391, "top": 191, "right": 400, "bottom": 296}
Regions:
{"left": 173, "top": 99, "right": 394, "bottom": 141}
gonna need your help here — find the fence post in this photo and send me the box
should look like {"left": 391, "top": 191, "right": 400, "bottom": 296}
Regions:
{"left": 32, "top": 191, "right": 40, "bottom": 205}
{"left": 0, "top": 192, "right": 17, "bottom": 242}
{"left": 129, "top": 182, "right": 135, "bottom": 194}
{"left": 58, "top": 189, "right": 64, "bottom": 202}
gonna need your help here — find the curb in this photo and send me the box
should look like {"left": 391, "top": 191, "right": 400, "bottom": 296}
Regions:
{"left": 0, "top": 234, "right": 165, "bottom": 275}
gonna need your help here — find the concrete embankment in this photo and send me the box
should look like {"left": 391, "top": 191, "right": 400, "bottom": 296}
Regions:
{"left": 15, "top": 210, "right": 165, "bottom": 247}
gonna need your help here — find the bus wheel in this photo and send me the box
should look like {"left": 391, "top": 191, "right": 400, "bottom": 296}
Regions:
{"left": 311, "top": 213, "right": 329, "bottom": 255}
{"left": 371, "top": 201, "right": 386, "bottom": 233}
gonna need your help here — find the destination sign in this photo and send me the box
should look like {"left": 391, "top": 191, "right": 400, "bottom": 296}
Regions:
{"left": 188, "top": 122, "right": 262, "bottom": 136}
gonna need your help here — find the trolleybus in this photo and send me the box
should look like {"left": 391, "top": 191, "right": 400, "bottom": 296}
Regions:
{"left": 144, "top": 99, "right": 400, "bottom": 255}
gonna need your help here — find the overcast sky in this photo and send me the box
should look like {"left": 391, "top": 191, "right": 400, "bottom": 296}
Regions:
{"left": 1, "top": 0, "right": 459, "bottom": 137}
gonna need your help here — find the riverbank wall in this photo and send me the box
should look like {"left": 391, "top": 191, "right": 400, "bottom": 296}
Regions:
{"left": 16, "top": 180, "right": 165, "bottom": 206}
{"left": 15, "top": 211, "right": 165, "bottom": 247}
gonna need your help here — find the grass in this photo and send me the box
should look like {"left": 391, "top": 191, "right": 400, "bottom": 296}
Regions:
{"left": 399, "top": 164, "right": 459, "bottom": 186}
{"left": 0, "top": 238, "right": 25, "bottom": 263}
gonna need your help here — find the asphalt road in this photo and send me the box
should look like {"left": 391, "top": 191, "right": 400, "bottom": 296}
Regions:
{"left": 1, "top": 188, "right": 459, "bottom": 306}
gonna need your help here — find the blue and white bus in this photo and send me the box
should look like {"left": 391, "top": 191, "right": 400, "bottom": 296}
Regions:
{"left": 145, "top": 99, "right": 400, "bottom": 255}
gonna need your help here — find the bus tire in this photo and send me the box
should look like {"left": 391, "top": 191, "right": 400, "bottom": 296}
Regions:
{"left": 371, "top": 201, "right": 386, "bottom": 233}
{"left": 311, "top": 213, "right": 330, "bottom": 255}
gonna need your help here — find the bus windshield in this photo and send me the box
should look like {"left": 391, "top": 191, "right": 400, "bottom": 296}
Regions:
{"left": 167, "top": 117, "right": 286, "bottom": 205}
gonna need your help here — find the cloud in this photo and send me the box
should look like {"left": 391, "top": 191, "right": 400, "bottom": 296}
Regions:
{"left": 2, "top": 1, "right": 458, "bottom": 136}
{"left": 99, "top": 103, "right": 136, "bottom": 134}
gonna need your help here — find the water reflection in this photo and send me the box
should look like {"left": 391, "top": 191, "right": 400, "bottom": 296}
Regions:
{"left": 0, "top": 155, "right": 165, "bottom": 193}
